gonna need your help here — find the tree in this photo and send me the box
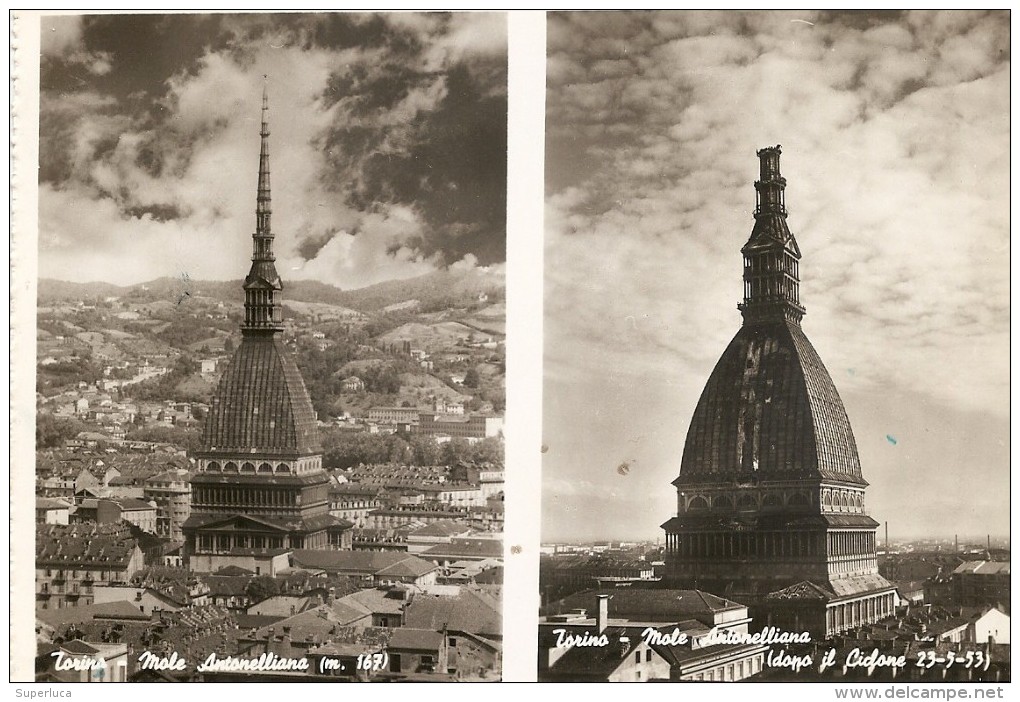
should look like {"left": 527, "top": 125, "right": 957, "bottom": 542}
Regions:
{"left": 408, "top": 435, "right": 442, "bottom": 466}
{"left": 469, "top": 436, "right": 504, "bottom": 466}
{"left": 35, "top": 413, "right": 86, "bottom": 449}
{"left": 244, "top": 575, "right": 280, "bottom": 604}
{"left": 323, "top": 432, "right": 394, "bottom": 470}
{"left": 440, "top": 438, "right": 473, "bottom": 466}
{"left": 124, "top": 425, "right": 201, "bottom": 451}
{"left": 463, "top": 367, "right": 481, "bottom": 388}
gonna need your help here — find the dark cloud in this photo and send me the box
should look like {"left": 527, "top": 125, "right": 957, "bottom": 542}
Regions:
{"left": 123, "top": 203, "right": 185, "bottom": 222}
{"left": 39, "top": 12, "right": 507, "bottom": 278}
{"left": 295, "top": 228, "right": 339, "bottom": 261}
{"left": 42, "top": 15, "right": 225, "bottom": 101}
{"left": 316, "top": 60, "right": 506, "bottom": 266}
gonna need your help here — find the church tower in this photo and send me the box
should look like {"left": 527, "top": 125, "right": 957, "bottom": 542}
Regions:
{"left": 662, "top": 147, "right": 895, "bottom": 638}
{"left": 182, "top": 85, "right": 352, "bottom": 572}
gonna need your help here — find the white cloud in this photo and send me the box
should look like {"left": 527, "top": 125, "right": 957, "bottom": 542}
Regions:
{"left": 544, "top": 10, "right": 1009, "bottom": 541}
{"left": 39, "top": 14, "right": 506, "bottom": 289}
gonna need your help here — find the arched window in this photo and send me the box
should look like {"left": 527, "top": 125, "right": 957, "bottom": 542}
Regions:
{"left": 258, "top": 463, "right": 273, "bottom": 473}
{"left": 207, "top": 462, "right": 220, "bottom": 472}
{"left": 688, "top": 496, "right": 709, "bottom": 511}
{"left": 224, "top": 462, "right": 238, "bottom": 473}
{"left": 737, "top": 494, "right": 756, "bottom": 509}
{"left": 241, "top": 462, "right": 256, "bottom": 473}
{"left": 822, "top": 492, "right": 833, "bottom": 507}
{"left": 277, "top": 463, "right": 291, "bottom": 473}
{"left": 714, "top": 495, "right": 733, "bottom": 510}
{"left": 762, "top": 494, "right": 782, "bottom": 508}
{"left": 789, "top": 492, "right": 809, "bottom": 507}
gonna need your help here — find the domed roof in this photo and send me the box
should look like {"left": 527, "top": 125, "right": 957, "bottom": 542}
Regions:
{"left": 199, "top": 335, "right": 321, "bottom": 457}
{"left": 677, "top": 319, "right": 865, "bottom": 486}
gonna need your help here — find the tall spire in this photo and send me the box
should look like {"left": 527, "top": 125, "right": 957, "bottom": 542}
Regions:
{"left": 242, "top": 78, "right": 284, "bottom": 334}
{"left": 256, "top": 78, "right": 272, "bottom": 239}
{"left": 737, "top": 145, "right": 806, "bottom": 326}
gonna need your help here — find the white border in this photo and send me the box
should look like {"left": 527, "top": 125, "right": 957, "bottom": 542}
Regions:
{"left": 10, "top": 9, "right": 42, "bottom": 685}
{"left": 503, "top": 9, "right": 545, "bottom": 683}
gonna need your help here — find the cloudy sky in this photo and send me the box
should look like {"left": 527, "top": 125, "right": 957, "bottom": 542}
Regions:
{"left": 38, "top": 12, "right": 507, "bottom": 288}
{"left": 543, "top": 11, "right": 1010, "bottom": 543}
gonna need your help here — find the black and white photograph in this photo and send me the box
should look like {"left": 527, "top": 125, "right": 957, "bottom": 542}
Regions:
{"left": 9, "top": 8, "right": 1015, "bottom": 691}
{"left": 23, "top": 11, "right": 506, "bottom": 682}
{"left": 540, "top": 10, "right": 1010, "bottom": 682}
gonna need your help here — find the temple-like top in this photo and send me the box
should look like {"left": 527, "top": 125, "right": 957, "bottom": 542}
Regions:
{"left": 737, "top": 145, "right": 806, "bottom": 326}
{"left": 242, "top": 81, "right": 284, "bottom": 334}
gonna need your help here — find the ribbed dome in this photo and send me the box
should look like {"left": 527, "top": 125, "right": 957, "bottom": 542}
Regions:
{"left": 199, "top": 334, "right": 321, "bottom": 456}
{"left": 678, "top": 319, "right": 864, "bottom": 486}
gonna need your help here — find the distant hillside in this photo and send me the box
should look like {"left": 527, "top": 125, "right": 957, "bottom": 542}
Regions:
{"left": 38, "top": 268, "right": 504, "bottom": 314}
{"left": 331, "top": 269, "right": 504, "bottom": 312}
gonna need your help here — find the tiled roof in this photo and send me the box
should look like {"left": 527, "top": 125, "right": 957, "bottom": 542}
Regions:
{"left": 953, "top": 561, "right": 1010, "bottom": 575}
{"left": 474, "top": 566, "right": 503, "bottom": 585}
{"left": 827, "top": 574, "right": 895, "bottom": 598}
{"left": 114, "top": 498, "right": 157, "bottom": 511}
{"left": 36, "top": 498, "right": 72, "bottom": 510}
{"left": 678, "top": 320, "right": 865, "bottom": 485}
{"left": 541, "top": 555, "right": 650, "bottom": 571}
{"left": 338, "top": 588, "right": 409, "bottom": 615}
{"left": 408, "top": 520, "right": 472, "bottom": 538}
{"left": 545, "top": 589, "right": 743, "bottom": 624}
{"left": 387, "top": 628, "right": 444, "bottom": 652}
{"left": 247, "top": 595, "right": 319, "bottom": 616}
{"left": 376, "top": 559, "right": 440, "bottom": 578}
{"left": 60, "top": 640, "right": 106, "bottom": 655}
{"left": 652, "top": 640, "right": 756, "bottom": 667}
{"left": 422, "top": 538, "right": 503, "bottom": 559}
{"left": 252, "top": 600, "right": 373, "bottom": 643}
{"left": 199, "top": 335, "right": 321, "bottom": 456}
{"left": 53, "top": 605, "right": 243, "bottom": 675}
{"left": 306, "top": 626, "right": 392, "bottom": 656}
{"left": 329, "top": 483, "right": 381, "bottom": 497}
{"left": 146, "top": 469, "right": 192, "bottom": 484}
{"left": 235, "top": 614, "right": 284, "bottom": 630}
{"left": 291, "top": 550, "right": 436, "bottom": 577}
{"left": 200, "top": 574, "right": 254, "bottom": 597}
{"left": 36, "top": 523, "right": 139, "bottom": 569}
{"left": 545, "top": 626, "right": 639, "bottom": 677}
{"left": 404, "top": 589, "right": 501, "bottom": 638}
{"left": 130, "top": 567, "right": 201, "bottom": 605}
{"left": 765, "top": 573, "right": 894, "bottom": 601}
{"left": 925, "top": 617, "right": 969, "bottom": 636}
{"left": 37, "top": 600, "right": 148, "bottom": 629}
{"left": 108, "top": 476, "right": 141, "bottom": 486}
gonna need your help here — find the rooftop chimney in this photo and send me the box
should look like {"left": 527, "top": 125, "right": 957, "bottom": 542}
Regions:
{"left": 596, "top": 594, "right": 611, "bottom": 634}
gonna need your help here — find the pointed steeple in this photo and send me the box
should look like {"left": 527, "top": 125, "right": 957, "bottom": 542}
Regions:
{"left": 256, "top": 79, "right": 272, "bottom": 239}
{"left": 737, "top": 145, "right": 806, "bottom": 326}
{"left": 242, "top": 79, "right": 284, "bottom": 334}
